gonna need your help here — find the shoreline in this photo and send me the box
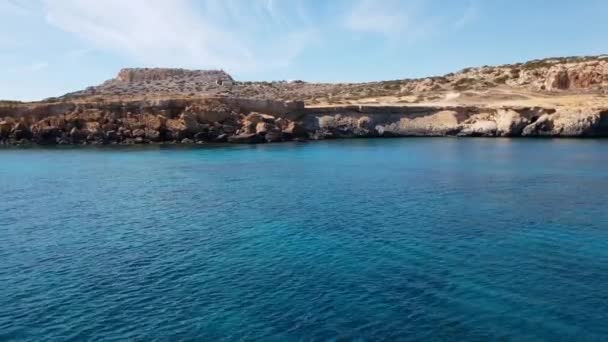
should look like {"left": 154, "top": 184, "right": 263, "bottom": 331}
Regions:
{"left": 2, "top": 134, "right": 608, "bottom": 149}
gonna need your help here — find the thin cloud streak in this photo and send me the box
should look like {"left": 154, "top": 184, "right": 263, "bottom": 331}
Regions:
{"left": 42, "top": 0, "right": 317, "bottom": 73}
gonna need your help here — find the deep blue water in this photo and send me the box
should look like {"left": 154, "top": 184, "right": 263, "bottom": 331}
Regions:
{"left": 1, "top": 138, "right": 608, "bottom": 341}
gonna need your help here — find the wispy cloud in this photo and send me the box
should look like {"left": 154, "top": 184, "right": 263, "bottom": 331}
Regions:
{"left": 0, "top": 0, "right": 34, "bottom": 16}
{"left": 454, "top": 1, "right": 479, "bottom": 29}
{"left": 42, "top": 0, "right": 317, "bottom": 72}
{"left": 343, "top": 0, "right": 434, "bottom": 42}
{"left": 343, "top": 0, "right": 480, "bottom": 41}
{"left": 7, "top": 62, "right": 49, "bottom": 73}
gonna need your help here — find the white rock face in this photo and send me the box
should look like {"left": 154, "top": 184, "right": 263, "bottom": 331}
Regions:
{"left": 460, "top": 120, "right": 497, "bottom": 136}
{"left": 522, "top": 110, "right": 601, "bottom": 136}
{"left": 394, "top": 110, "right": 463, "bottom": 136}
{"left": 495, "top": 109, "right": 530, "bottom": 136}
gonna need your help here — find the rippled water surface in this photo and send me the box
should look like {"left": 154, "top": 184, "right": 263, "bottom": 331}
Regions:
{"left": 2, "top": 139, "right": 608, "bottom": 341}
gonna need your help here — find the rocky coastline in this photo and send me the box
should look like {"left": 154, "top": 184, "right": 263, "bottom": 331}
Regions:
{"left": 3, "top": 55, "right": 608, "bottom": 146}
{"left": 1, "top": 97, "right": 607, "bottom": 147}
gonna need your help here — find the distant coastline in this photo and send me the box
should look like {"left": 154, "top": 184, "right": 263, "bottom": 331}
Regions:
{"left": 2, "top": 55, "right": 608, "bottom": 145}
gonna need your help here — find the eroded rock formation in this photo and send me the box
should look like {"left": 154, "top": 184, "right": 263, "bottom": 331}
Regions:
{"left": 2, "top": 98, "right": 606, "bottom": 146}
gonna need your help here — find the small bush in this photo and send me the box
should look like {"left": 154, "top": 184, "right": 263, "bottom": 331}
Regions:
{"left": 494, "top": 75, "right": 509, "bottom": 84}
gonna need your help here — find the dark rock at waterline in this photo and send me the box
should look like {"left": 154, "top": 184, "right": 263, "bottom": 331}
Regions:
{"left": 228, "top": 133, "right": 265, "bottom": 144}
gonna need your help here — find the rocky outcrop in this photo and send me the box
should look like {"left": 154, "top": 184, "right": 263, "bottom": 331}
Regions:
{"left": 300, "top": 105, "right": 607, "bottom": 139}
{"left": 116, "top": 68, "right": 233, "bottom": 84}
{"left": 0, "top": 98, "right": 313, "bottom": 145}
{"left": 521, "top": 110, "right": 603, "bottom": 137}
{"left": 543, "top": 61, "right": 608, "bottom": 91}
{"left": 2, "top": 97, "right": 607, "bottom": 146}
{"left": 495, "top": 109, "right": 530, "bottom": 136}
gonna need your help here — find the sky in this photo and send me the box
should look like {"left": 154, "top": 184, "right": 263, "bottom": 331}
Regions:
{"left": 1, "top": 0, "right": 608, "bottom": 101}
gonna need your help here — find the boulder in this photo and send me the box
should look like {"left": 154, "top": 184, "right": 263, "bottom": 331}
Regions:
{"left": 180, "top": 112, "right": 200, "bottom": 133}
{"left": 85, "top": 121, "right": 101, "bottom": 135}
{"left": 165, "top": 119, "right": 189, "bottom": 139}
{"left": 244, "top": 112, "right": 275, "bottom": 124}
{"left": 222, "top": 125, "right": 236, "bottom": 134}
{"left": 255, "top": 122, "right": 273, "bottom": 134}
{"left": 132, "top": 129, "right": 146, "bottom": 138}
{"left": 357, "top": 116, "right": 374, "bottom": 130}
{"left": 119, "top": 128, "right": 132, "bottom": 138}
{"left": 36, "top": 126, "right": 61, "bottom": 144}
{"left": 193, "top": 132, "right": 208, "bottom": 142}
{"left": 215, "top": 133, "right": 228, "bottom": 142}
{"left": 265, "top": 130, "right": 284, "bottom": 143}
{"left": 105, "top": 130, "right": 117, "bottom": 141}
{"left": 282, "top": 121, "right": 307, "bottom": 137}
{"left": 70, "top": 127, "right": 87, "bottom": 142}
{"left": 142, "top": 114, "right": 164, "bottom": 131}
{"left": 0, "top": 120, "right": 12, "bottom": 137}
{"left": 145, "top": 129, "right": 161, "bottom": 141}
{"left": 11, "top": 124, "right": 32, "bottom": 140}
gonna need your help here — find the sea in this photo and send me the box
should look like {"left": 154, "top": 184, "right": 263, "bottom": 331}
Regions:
{"left": 1, "top": 138, "right": 608, "bottom": 341}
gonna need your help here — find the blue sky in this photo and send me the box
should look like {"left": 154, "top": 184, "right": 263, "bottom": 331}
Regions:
{"left": 2, "top": 0, "right": 608, "bottom": 101}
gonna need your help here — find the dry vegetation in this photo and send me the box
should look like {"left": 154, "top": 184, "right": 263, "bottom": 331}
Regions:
{"left": 48, "top": 55, "right": 608, "bottom": 108}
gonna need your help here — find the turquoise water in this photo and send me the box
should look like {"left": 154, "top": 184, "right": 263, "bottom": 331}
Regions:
{"left": 1, "top": 139, "right": 608, "bottom": 341}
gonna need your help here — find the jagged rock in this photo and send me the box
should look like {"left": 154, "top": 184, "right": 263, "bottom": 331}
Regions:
{"left": 32, "top": 125, "right": 61, "bottom": 144}
{"left": 265, "top": 130, "right": 284, "bottom": 143}
{"left": 85, "top": 121, "right": 101, "bottom": 135}
{"left": 495, "top": 109, "right": 530, "bottom": 136}
{"left": 105, "top": 130, "right": 117, "bottom": 141}
{"left": 228, "top": 133, "right": 265, "bottom": 144}
{"left": 0, "top": 120, "right": 12, "bottom": 137}
{"left": 283, "top": 121, "right": 307, "bottom": 137}
{"left": 193, "top": 132, "right": 208, "bottom": 142}
{"left": 357, "top": 116, "right": 374, "bottom": 130}
{"left": 165, "top": 118, "right": 190, "bottom": 140}
{"left": 222, "top": 125, "right": 236, "bottom": 134}
{"left": 142, "top": 114, "right": 164, "bottom": 131}
{"left": 145, "top": 129, "right": 161, "bottom": 141}
{"left": 545, "top": 68, "right": 570, "bottom": 91}
{"left": 244, "top": 112, "right": 275, "bottom": 124}
{"left": 180, "top": 112, "right": 200, "bottom": 133}
{"left": 522, "top": 110, "right": 601, "bottom": 136}
{"left": 181, "top": 138, "right": 194, "bottom": 144}
{"left": 132, "top": 129, "right": 146, "bottom": 138}
{"left": 13, "top": 127, "right": 32, "bottom": 140}
{"left": 215, "top": 133, "right": 228, "bottom": 142}
{"left": 70, "top": 127, "right": 87, "bottom": 142}
{"left": 119, "top": 128, "right": 132, "bottom": 138}
{"left": 460, "top": 120, "right": 497, "bottom": 137}
{"left": 255, "top": 122, "right": 273, "bottom": 134}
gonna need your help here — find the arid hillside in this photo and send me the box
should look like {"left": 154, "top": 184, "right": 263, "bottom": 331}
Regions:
{"left": 48, "top": 55, "right": 608, "bottom": 108}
